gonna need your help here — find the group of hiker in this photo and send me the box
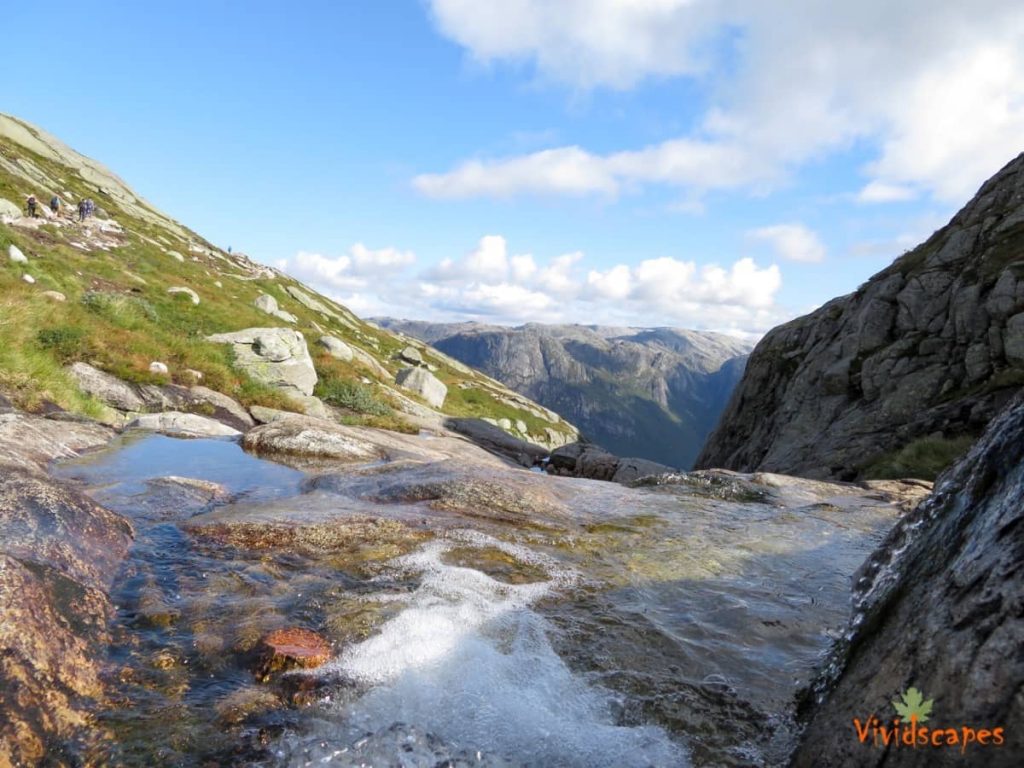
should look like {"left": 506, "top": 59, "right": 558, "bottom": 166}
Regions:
{"left": 25, "top": 193, "right": 95, "bottom": 222}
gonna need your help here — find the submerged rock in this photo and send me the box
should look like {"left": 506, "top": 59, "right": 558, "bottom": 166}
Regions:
{"left": 792, "top": 395, "right": 1024, "bottom": 765}
{"left": 255, "top": 627, "right": 332, "bottom": 680}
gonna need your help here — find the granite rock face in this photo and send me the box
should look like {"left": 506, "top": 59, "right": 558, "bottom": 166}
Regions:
{"left": 698, "top": 153, "right": 1024, "bottom": 479}
{"left": 791, "top": 394, "right": 1024, "bottom": 766}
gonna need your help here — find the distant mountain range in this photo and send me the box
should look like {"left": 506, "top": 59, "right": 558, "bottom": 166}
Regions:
{"left": 374, "top": 320, "right": 753, "bottom": 469}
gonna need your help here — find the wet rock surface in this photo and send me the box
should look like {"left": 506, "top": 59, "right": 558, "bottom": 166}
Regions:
{"left": 256, "top": 628, "right": 333, "bottom": 680}
{"left": 791, "top": 395, "right": 1024, "bottom": 766}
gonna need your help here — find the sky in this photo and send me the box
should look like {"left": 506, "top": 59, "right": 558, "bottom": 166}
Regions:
{"left": 5, "top": 1, "right": 1024, "bottom": 337}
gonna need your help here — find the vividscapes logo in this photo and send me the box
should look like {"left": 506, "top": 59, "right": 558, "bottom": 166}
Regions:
{"left": 852, "top": 687, "right": 1006, "bottom": 755}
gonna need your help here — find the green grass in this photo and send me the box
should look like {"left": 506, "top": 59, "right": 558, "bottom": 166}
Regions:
{"left": 316, "top": 377, "right": 391, "bottom": 416}
{"left": 862, "top": 435, "right": 976, "bottom": 481}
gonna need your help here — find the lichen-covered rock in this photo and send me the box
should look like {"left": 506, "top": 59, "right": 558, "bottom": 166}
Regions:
{"left": 396, "top": 366, "right": 447, "bottom": 407}
{"left": 205, "top": 327, "right": 317, "bottom": 397}
{"left": 699, "top": 152, "right": 1024, "bottom": 480}
{"left": 242, "top": 416, "right": 385, "bottom": 461}
{"left": 791, "top": 394, "right": 1024, "bottom": 765}
{"left": 253, "top": 292, "right": 297, "bottom": 323}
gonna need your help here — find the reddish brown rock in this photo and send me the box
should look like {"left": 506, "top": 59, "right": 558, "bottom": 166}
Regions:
{"left": 255, "top": 628, "right": 332, "bottom": 681}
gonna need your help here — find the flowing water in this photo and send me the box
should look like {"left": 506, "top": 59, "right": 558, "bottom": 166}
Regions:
{"left": 53, "top": 434, "right": 905, "bottom": 767}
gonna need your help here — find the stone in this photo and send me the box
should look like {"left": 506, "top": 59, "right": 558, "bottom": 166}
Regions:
{"left": 188, "top": 385, "right": 255, "bottom": 429}
{"left": 125, "top": 412, "right": 242, "bottom": 438}
{"left": 395, "top": 366, "right": 447, "bottom": 408}
{"left": 0, "top": 197, "right": 22, "bottom": 221}
{"left": 497, "top": 418, "right": 513, "bottom": 431}
{"left": 167, "top": 250, "right": 185, "bottom": 262}
{"left": 205, "top": 327, "right": 317, "bottom": 397}
{"left": 515, "top": 419, "right": 528, "bottom": 434}
{"left": 398, "top": 345, "right": 424, "bottom": 365}
{"left": 351, "top": 344, "right": 392, "bottom": 378}
{"left": 254, "top": 293, "right": 297, "bottom": 323}
{"left": 149, "top": 361, "right": 169, "bottom": 375}
{"left": 183, "top": 368, "right": 204, "bottom": 382}
{"left": 41, "top": 290, "right": 66, "bottom": 302}
{"left": 611, "top": 457, "right": 676, "bottom": 484}
{"left": 8, "top": 243, "right": 27, "bottom": 263}
{"left": 248, "top": 405, "right": 301, "bottom": 424}
{"left": 167, "top": 286, "right": 200, "bottom": 305}
{"left": 792, "top": 395, "right": 1024, "bottom": 764}
{"left": 242, "top": 416, "right": 385, "bottom": 462}
{"left": 67, "top": 362, "right": 146, "bottom": 411}
{"left": 22, "top": 273, "right": 35, "bottom": 284}
{"left": 256, "top": 628, "right": 332, "bottom": 680}
{"left": 1004, "top": 312, "right": 1024, "bottom": 364}
{"left": 316, "top": 335, "right": 354, "bottom": 361}
{"left": 443, "top": 417, "right": 547, "bottom": 468}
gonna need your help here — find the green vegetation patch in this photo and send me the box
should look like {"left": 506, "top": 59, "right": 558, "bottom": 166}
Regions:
{"left": 862, "top": 434, "right": 976, "bottom": 481}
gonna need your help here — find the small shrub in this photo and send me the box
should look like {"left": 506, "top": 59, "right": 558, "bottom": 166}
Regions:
{"left": 234, "top": 378, "right": 301, "bottom": 411}
{"left": 37, "top": 326, "right": 88, "bottom": 362}
{"left": 317, "top": 378, "right": 391, "bottom": 416}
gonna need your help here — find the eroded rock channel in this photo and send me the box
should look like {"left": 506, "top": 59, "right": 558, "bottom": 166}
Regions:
{"left": 4, "top": 414, "right": 929, "bottom": 766}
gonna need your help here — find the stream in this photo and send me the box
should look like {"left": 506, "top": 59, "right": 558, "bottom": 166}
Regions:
{"left": 53, "top": 433, "right": 905, "bottom": 767}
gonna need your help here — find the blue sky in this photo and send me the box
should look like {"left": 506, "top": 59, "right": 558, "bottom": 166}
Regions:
{"left": 5, "top": 1, "right": 1023, "bottom": 335}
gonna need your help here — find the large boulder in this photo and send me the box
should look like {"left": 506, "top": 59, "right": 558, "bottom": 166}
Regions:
{"left": 242, "top": 416, "right": 386, "bottom": 462}
{"left": 316, "top": 335, "right": 354, "bottom": 361}
{"left": 0, "top": 197, "right": 22, "bottom": 221}
{"left": 254, "top": 293, "right": 297, "bottom": 324}
{"left": 67, "top": 361, "right": 146, "bottom": 411}
{"left": 125, "top": 411, "right": 242, "bottom": 438}
{"left": 395, "top": 366, "right": 447, "bottom": 408}
{"left": 206, "top": 327, "right": 317, "bottom": 397}
{"left": 792, "top": 395, "right": 1024, "bottom": 765}
{"left": 443, "top": 417, "right": 547, "bottom": 468}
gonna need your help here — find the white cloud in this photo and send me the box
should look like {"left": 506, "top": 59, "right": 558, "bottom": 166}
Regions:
{"left": 857, "top": 181, "right": 918, "bottom": 203}
{"left": 749, "top": 224, "right": 826, "bottom": 263}
{"left": 279, "top": 235, "right": 789, "bottom": 336}
{"left": 422, "top": 1, "right": 1024, "bottom": 203}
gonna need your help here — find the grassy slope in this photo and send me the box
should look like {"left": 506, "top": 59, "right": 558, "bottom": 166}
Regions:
{"left": 0, "top": 119, "right": 575, "bottom": 442}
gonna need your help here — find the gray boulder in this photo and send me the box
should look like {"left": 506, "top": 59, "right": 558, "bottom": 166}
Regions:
{"left": 395, "top": 366, "right": 447, "bottom": 408}
{"left": 254, "top": 293, "right": 297, "bottom": 324}
{"left": 242, "top": 416, "right": 385, "bottom": 462}
{"left": 8, "top": 244, "right": 27, "bottom": 263}
{"left": 125, "top": 412, "right": 242, "bottom": 438}
{"left": 316, "top": 335, "right": 354, "bottom": 361}
{"left": 67, "top": 362, "right": 146, "bottom": 411}
{"left": 189, "top": 386, "right": 255, "bottom": 429}
{"left": 398, "top": 345, "right": 424, "bottom": 366}
{"left": 205, "top": 327, "right": 317, "bottom": 397}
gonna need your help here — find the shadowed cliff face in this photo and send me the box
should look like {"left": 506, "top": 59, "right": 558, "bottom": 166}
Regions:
{"left": 697, "top": 152, "right": 1024, "bottom": 480}
{"left": 791, "top": 393, "right": 1024, "bottom": 766}
{"left": 376, "top": 321, "right": 751, "bottom": 470}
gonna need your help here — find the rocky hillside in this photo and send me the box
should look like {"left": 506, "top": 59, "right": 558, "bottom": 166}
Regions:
{"left": 698, "top": 152, "right": 1024, "bottom": 480}
{"left": 0, "top": 113, "right": 577, "bottom": 450}
{"left": 377, "top": 320, "right": 751, "bottom": 469}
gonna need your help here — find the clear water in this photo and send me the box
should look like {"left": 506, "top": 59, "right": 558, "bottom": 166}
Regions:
{"left": 54, "top": 436, "right": 902, "bottom": 767}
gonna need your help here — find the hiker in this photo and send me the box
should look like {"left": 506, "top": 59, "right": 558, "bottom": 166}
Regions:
{"left": 50, "top": 195, "right": 60, "bottom": 216}
{"left": 26, "top": 194, "right": 37, "bottom": 218}
{"left": 77, "top": 199, "right": 87, "bottom": 222}
{"left": 85, "top": 198, "right": 95, "bottom": 218}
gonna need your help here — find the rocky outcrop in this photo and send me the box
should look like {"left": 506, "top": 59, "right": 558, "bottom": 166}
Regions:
{"left": 791, "top": 394, "right": 1024, "bottom": 765}
{"left": 379, "top": 320, "right": 751, "bottom": 469}
{"left": 698, "top": 153, "right": 1024, "bottom": 480}
{"left": 395, "top": 366, "right": 448, "bottom": 407}
{"left": 68, "top": 361, "right": 147, "bottom": 411}
{"left": 206, "top": 327, "right": 317, "bottom": 397}
{"left": 443, "top": 417, "right": 549, "bottom": 467}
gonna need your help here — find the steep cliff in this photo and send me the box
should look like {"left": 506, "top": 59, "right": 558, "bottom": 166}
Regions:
{"left": 698, "top": 152, "right": 1024, "bottom": 480}
{"left": 377, "top": 320, "right": 751, "bottom": 469}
